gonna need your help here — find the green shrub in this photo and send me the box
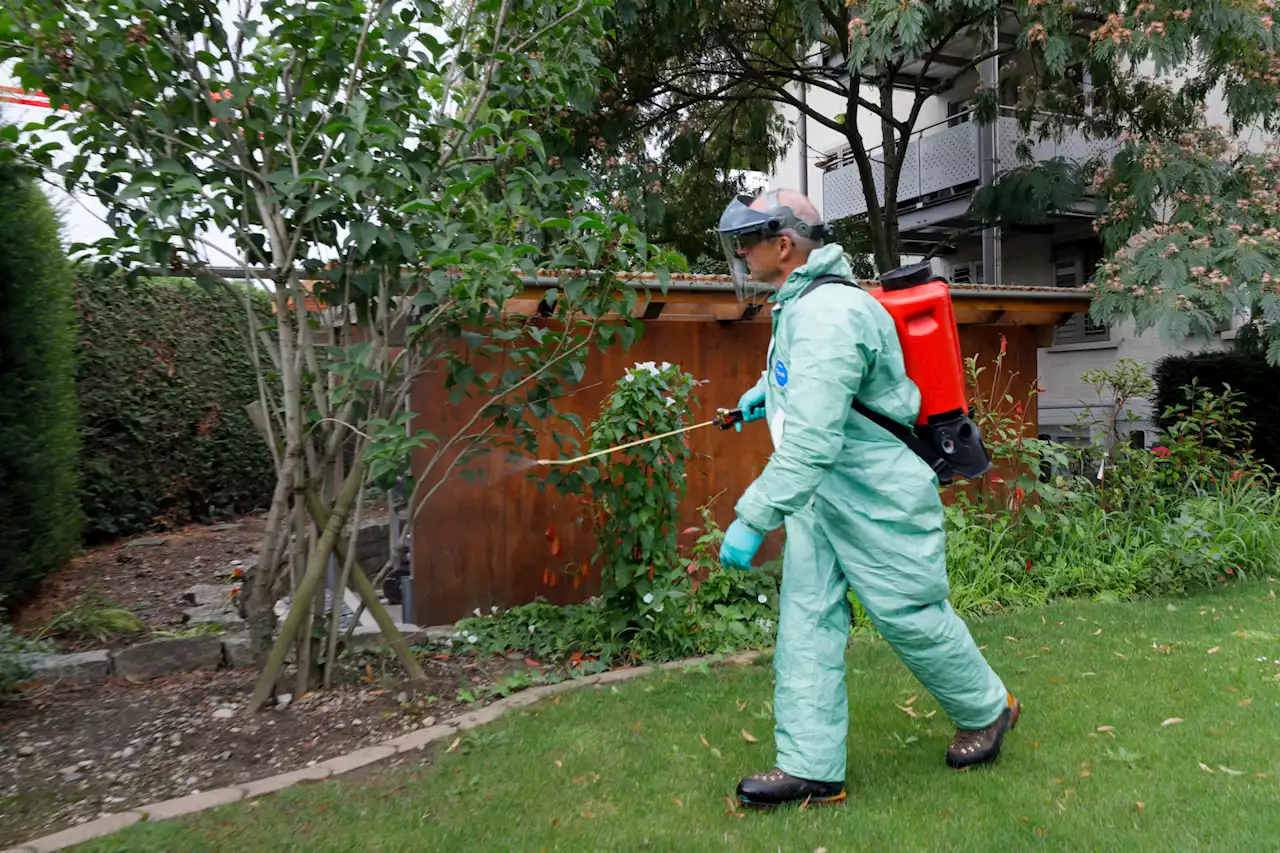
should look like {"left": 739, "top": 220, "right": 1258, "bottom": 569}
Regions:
{"left": 73, "top": 274, "right": 275, "bottom": 540}
{"left": 1152, "top": 349, "right": 1280, "bottom": 474}
{"left": 0, "top": 159, "right": 81, "bottom": 602}
{"left": 32, "top": 592, "right": 148, "bottom": 644}
{"left": 939, "top": 348, "right": 1280, "bottom": 619}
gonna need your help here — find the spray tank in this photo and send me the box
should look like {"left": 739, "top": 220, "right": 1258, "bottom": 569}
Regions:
{"left": 800, "top": 261, "right": 991, "bottom": 485}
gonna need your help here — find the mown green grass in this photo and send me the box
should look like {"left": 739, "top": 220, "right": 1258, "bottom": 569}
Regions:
{"left": 74, "top": 582, "right": 1280, "bottom": 852}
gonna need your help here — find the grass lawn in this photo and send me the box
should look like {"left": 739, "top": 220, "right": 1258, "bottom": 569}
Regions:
{"left": 73, "top": 581, "right": 1280, "bottom": 852}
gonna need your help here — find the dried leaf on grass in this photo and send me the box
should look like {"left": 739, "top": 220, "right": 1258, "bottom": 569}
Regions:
{"left": 1198, "top": 762, "right": 1215, "bottom": 774}
{"left": 1208, "top": 647, "right": 1221, "bottom": 655}
{"left": 1093, "top": 629, "right": 1103, "bottom": 636}
{"left": 1219, "top": 766, "right": 1245, "bottom": 776}
{"left": 1238, "top": 698, "right": 1254, "bottom": 706}
{"left": 741, "top": 729, "right": 759, "bottom": 743}
{"left": 672, "top": 797, "right": 683, "bottom": 808}
{"left": 1161, "top": 718, "right": 1183, "bottom": 727}
{"left": 445, "top": 737, "right": 461, "bottom": 754}
{"left": 1097, "top": 725, "right": 1116, "bottom": 738}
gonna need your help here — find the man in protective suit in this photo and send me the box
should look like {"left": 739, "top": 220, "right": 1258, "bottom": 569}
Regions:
{"left": 716, "top": 189, "right": 1020, "bottom": 810}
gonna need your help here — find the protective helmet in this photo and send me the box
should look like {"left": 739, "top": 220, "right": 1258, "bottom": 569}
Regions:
{"left": 717, "top": 190, "right": 830, "bottom": 303}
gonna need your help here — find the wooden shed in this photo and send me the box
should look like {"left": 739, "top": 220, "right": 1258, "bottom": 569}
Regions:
{"left": 408, "top": 272, "right": 1091, "bottom": 626}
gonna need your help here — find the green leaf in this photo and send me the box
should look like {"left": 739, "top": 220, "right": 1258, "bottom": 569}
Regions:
{"left": 513, "top": 128, "right": 545, "bottom": 160}
{"left": 304, "top": 196, "right": 340, "bottom": 223}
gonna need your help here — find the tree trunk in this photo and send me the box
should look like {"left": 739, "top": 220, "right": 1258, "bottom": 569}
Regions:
{"left": 845, "top": 117, "right": 893, "bottom": 272}
{"left": 880, "top": 79, "right": 903, "bottom": 270}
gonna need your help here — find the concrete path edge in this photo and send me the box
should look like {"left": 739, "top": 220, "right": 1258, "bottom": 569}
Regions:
{"left": 3, "top": 650, "right": 765, "bottom": 853}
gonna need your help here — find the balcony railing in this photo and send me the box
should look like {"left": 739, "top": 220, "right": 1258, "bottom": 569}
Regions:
{"left": 820, "top": 107, "right": 1118, "bottom": 221}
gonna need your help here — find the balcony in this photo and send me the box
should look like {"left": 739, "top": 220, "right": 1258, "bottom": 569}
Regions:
{"left": 820, "top": 108, "right": 1118, "bottom": 223}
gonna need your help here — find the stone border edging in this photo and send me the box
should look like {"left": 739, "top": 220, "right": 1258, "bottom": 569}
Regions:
{"left": 3, "top": 650, "right": 765, "bottom": 853}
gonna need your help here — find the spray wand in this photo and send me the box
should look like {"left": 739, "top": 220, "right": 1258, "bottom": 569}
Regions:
{"left": 534, "top": 408, "right": 744, "bottom": 467}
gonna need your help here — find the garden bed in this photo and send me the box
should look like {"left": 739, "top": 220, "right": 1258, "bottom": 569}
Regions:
{"left": 0, "top": 513, "right": 541, "bottom": 847}
{"left": 0, "top": 633, "right": 572, "bottom": 846}
{"left": 10, "top": 517, "right": 267, "bottom": 654}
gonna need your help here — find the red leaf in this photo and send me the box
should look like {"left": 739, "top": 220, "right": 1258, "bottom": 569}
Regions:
{"left": 545, "top": 523, "right": 556, "bottom": 541}
{"left": 550, "top": 536, "right": 562, "bottom": 556}
{"left": 525, "top": 657, "right": 542, "bottom": 668}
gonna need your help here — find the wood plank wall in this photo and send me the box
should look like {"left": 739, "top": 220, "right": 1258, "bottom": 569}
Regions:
{"left": 408, "top": 321, "right": 1040, "bottom": 626}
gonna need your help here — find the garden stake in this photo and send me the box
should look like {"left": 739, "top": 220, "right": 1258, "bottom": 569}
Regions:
{"left": 535, "top": 408, "right": 744, "bottom": 467}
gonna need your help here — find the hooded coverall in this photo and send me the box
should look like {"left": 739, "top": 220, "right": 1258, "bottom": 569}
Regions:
{"left": 734, "top": 244, "right": 1009, "bottom": 784}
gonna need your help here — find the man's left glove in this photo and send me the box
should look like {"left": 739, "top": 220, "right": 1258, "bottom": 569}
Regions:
{"left": 720, "top": 519, "right": 764, "bottom": 569}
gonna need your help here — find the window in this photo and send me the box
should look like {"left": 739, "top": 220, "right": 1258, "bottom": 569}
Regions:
{"left": 951, "top": 260, "right": 983, "bottom": 284}
{"left": 1052, "top": 242, "right": 1110, "bottom": 346}
{"left": 947, "top": 99, "right": 973, "bottom": 128}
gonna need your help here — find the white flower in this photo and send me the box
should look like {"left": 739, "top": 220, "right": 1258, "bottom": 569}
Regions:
{"left": 757, "top": 618, "right": 773, "bottom": 633}
{"left": 643, "top": 592, "right": 655, "bottom": 604}
{"left": 653, "top": 601, "right": 664, "bottom": 613}
{"left": 491, "top": 606, "right": 498, "bottom": 614}
{"left": 660, "top": 361, "right": 672, "bottom": 371}
{"left": 467, "top": 634, "right": 479, "bottom": 644}
{"left": 624, "top": 373, "right": 636, "bottom": 383}
{"left": 758, "top": 594, "right": 768, "bottom": 604}
{"left": 528, "top": 624, "right": 536, "bottom": 634}
{"left": 664, "top": 396, "right": 675, "bottom": 407}
{"left": 473, "top": 608, "right": 481, "bottom": 617}
{"left": 445, "top": 638, "right": 454, "bottom": 647}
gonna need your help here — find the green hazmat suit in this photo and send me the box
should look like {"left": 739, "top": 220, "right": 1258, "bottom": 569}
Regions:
{"left": 734, "top": 244, "right": 1009, "bottom": 784}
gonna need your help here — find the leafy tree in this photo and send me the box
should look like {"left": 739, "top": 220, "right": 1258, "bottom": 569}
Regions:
{"left": 0, "top": 0, "right": 681, "bottom": 710}
{"left": 1088, "top": 127, "right": 1280, "bottom": 363}
{"left": 568, "top": 0, "right": 1280, "bottom": 273}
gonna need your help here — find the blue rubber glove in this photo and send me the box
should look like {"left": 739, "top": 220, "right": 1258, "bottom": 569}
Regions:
{"left": 735, "top": 385, "right": 767, "bottom": 432}
{"left": 720, "top": 519, "right": 764, "bottom": 569}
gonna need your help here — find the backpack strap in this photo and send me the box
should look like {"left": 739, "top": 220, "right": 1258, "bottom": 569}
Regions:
{"left": 797, "top": 273, "right": 855, "bottom": 301}
{"left": 791, "top": 273, "right": 954, "bottom": 483}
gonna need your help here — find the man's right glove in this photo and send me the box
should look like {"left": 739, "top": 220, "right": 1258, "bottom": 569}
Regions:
{"left": 735, "top": 386, "right": 766, "bottom": 432}
{"left": 720, "top": 519, "right": 763, "bottom": 569}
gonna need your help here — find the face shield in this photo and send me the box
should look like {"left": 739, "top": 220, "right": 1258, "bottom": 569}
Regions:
{"left": 717, "top": 192, "right": 830, "bottom": 305}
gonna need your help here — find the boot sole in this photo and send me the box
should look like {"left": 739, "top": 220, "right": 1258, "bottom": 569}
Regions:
{"left": 946, "top": 698, "right": 1022, "bottom": 770}
{"left": 739, "top": 789, "right": 848, "bottom": 811}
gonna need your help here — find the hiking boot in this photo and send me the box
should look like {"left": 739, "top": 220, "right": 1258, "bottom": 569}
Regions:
{"left": 946, "top": 693, "right": 1022, "bottom": 770}
{"left": 735, "top": 767, "right": 847, "bottom": 810}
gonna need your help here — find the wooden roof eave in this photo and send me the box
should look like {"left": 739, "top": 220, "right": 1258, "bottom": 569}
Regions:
{"left": 507, "top": 284, "right": 1092, "bottom": 328}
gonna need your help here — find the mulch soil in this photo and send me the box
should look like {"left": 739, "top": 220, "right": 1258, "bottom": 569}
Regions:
{"left": 0, "top": 515, "right": 536, "bottom": 848}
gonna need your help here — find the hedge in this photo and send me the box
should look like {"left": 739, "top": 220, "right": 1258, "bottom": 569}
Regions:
{"left": 0, "top": 162, "right": 82, "bottom": 602}
{"left": 1151, "top": 347, "right": 1280, "bottom": 473}
{"left": 74, "top": 274, "right": 276, "bottom": 541}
